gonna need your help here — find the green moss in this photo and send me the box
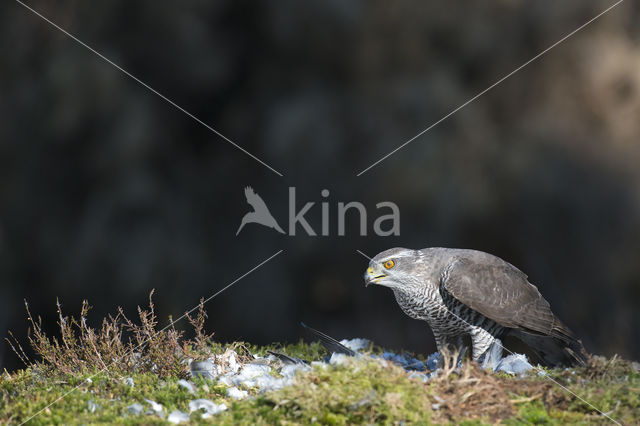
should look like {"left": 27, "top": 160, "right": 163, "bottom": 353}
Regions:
{"left": 253, "top": 339, "right": 329, "bottom": 361}
{"left": 513, "top": 401, "right": 553, "bottom": 424}
{"left": 2, "top": 344, "right": 639, "bottom": 425}
{"left": 210, "top": 358, "right": 432, "bottom": 425}
{"left": 457, "top": 420, "right": 490, "bottom": 426}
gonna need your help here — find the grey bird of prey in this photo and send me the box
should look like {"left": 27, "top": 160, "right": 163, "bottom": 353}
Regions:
{"left": 364, "top": 247, "right": 586, "bottom": 367}
{"left": 236, "top": 186, "right": 285, "bottom": 235}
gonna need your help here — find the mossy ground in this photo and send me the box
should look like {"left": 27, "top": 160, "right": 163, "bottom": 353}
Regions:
{"left": 2, "top": 298, "right": 638, "bottom": 424}
{"left": 1, "top": 343, "right": 638, "bottom": 425}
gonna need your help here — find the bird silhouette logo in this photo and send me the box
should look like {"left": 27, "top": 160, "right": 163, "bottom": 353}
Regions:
{"left": 236, "top": 186, "right": 285, "bottom": 235}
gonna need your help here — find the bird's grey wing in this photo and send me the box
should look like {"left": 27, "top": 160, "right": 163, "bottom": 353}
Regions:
{"left": 244, "top": 186, "right": 270, "bottom": 212}
{"left": 300, "top": 323, "right": 357, "bottom": 356}
{"left": 441, "top": 258, "right": 570, "bottom": 339}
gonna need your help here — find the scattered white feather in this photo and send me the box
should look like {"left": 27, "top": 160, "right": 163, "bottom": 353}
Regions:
{"left": 188, "top": 399, "right": 227, "bottom": 418}
{"left": 495, "top": 353, "right": 534, "bottom": 375}
{"left": 328, "top": 353, "right": 350, "bottom": 366}
{"left": 167, "top": 410, "right": 190, "bottom": 424}
{"left": 145, "top": 399, "right": 164, "bottom": 416}
{"left": 281, "top": 363, "right": 308, "bottom": 378}
{"left": 177, "top": 379, "right": 195, "bottom": 394}
{"left": 232, "top": 364, "right": 272, "bottom": 388}
{"left": 87, "top": 399, "right": 98, "bottom": 413}
{"left": 339, "top": 338, "right": 370, "bottom": 351}
{"left": 217, "top": 374, "right": 234, "bottom": 387}
{"left": 190, "top": 360, "right": 216, "bottom": 379}
{"left": 227, "top": 386, "right": 249, "bottom": 400}
{"left": 123, "top": 338, "right": 540, "bottom": 423}
{"left": 127, "top": 403, "right": 143, "bottom": 415}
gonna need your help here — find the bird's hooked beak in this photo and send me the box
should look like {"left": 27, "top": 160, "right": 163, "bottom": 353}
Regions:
{"left": 364, "top": 265, "right": 387, "bottom": 287}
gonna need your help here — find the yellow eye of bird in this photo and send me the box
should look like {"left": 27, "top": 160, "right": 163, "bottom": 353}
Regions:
{"left": 384, "top": 260, "right": 395, "bottom": 269}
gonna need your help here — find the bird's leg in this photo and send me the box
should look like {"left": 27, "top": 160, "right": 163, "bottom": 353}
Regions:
{"left": 471, "top": 330, "right": 503, "bottom": 367}
{"left": 435, "top": 334, "right": 465, "bottom": 368}
{"left": 479, "top": 338, "right": 504, "bottom": 370}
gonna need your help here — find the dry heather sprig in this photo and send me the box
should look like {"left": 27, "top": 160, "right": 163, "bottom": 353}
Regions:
{"left": 6, "top": 291, "right": 215, "bottom": 378}
{"left": 184, "top": 298, "right": 215, "bottom": 355}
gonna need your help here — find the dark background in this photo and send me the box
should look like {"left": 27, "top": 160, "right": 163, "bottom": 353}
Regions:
{"left": 1, "top": 0, "right": 639, "bottom": 371}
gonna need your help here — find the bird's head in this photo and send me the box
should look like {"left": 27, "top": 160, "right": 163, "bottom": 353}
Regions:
{"left": 363, "top": 247, "right": 423, "bottom": 290}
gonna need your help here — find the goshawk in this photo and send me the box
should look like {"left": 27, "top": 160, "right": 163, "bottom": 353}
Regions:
{"left": 364, "top": 247, "right": 586, "bottom": 367}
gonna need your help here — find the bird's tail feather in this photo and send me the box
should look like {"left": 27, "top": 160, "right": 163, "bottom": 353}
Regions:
{"left": 511, "top": 329, "right": 587, "bottom": 367}
{"left": 550, "top": 318, "right": 588, "bottom": 365}
{"left": 549, "top": 317, "right": 579, "bottom": 342}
